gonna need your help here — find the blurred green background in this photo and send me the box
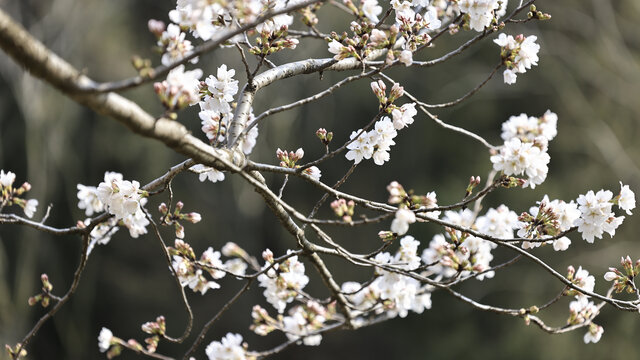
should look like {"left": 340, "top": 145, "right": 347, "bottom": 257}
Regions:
{"left": 1, "top": 0, "right": 640, "bottom": 359}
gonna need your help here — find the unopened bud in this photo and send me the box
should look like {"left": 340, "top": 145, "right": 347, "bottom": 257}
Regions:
{"left": 20, "top": 182, "right": 31, "bottom": 192}
{"left": 378, "top": 230, "right": 395, "bottom": 242}
{"left": 262, "top": 249, "right": 274, "bottom": 263}
{"left": 158, "top": 203, "right": 169, "bottom": 214}
{"left": 185, "top": 212, "right": 201, "bottom": 223}
{"left": 41, "top": 274, "right": 52, "bottom": 292}
{"left": 148, "top": 19, "right": 166, "bottom": 37}
{"left": 603, "top": 271, "right": 618, "bottom": 282}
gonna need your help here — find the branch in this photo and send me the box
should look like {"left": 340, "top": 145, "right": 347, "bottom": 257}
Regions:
{"left": 377, "top": 72, "right": 497, "bottom": 150}
{"left": 12, "top": 234, "right": 90, "bottom": 358}
{"left": 72, "top": 0, "right": 329, "bottom": 93}
{"left": 182, "top": 281, "right": 253, "bottom": 360}
{"left": 0, "top": 8, "right": 245, "bottom": 172}
{"left": 418, "top": 62, "right": 502, "bottom": 108}
{"left": 228, "top": 49, "right": 389, "bottom": 147}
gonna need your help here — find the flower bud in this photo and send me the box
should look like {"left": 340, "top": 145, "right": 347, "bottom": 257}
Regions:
{"left": 185, "top": 212, "right": 201, "bottom": 223}
{"left": 158, "top": 202, "right": 169, "bottom": 214}
{"left": 262, "top": 249, "right": 274, "bottom": 263}
{"left": 603, "top": 271, "right": 618, "bottom": 282}
{"left": 148, "top": 19, "right": 166, "bottom": 37}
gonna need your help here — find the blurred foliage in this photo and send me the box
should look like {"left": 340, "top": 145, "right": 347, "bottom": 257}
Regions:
{"left": 1, "top": 0, "right": 640, "bottom": 359}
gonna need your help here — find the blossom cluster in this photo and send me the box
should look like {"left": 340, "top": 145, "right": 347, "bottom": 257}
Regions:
{"left": 0, "top": 169, "right": 38, "bottom": 218}
{"left": 422, "top": 205, "right": 523, "bottom": 280}
{"left": 169, "top": 239, "right": 248, "bottom": 295}
{"left": 345, "top": 117, "right": 397, "bottom": 165}
{"left": 345, "top": 81, "right": 417, "bottom": 165}
{"left": 326, "top": 2, "right": 441, "bottom": 66}
{"left": 275, "top": 148, "right": 322, "bottom": 181}
{"left": 169, "top": 0, "right": 292, "bottom": 40}
{"left": 516, "top": 183, "right": 635, "bottom": 247}
{"left": 516, "top": 195, "right": 579, "bottom": 250}
{"left": 491, "top": 111, "right": 557, "bottom": 188}
{"left": 343, "top": 236, "right": 433, "bottom": 319}
{"left": 387, "top": 181, "right": 440, "bottom": 235}
{"left": 257, "top": 249, "right": 310, "bottom": 313}
{"left": 494, "top": 33, "right": 541, "bottom": 84}
{"left": 149, "top": 21, "right": 197, "bottom": 66}
{"left": 154, "top": 64, "right": 203, "bottom": 111}
{"left": 251, "top": 301, "right": 336, "bottom": 346}
{"left": 604, "top": 256, "right": 640, "bottom": 295}
{"left": 205, "top": 333, "right": 248, "bottom": 360}
{"left": 575, "top": 185, "right": 633, "bottom": 243}
{"left": 564, "top": 265, "right": 602, "bottom": 343}
{"left": 458, "top": 0, "right": 508, "bottom": 32}
{"left": 154, "top": 56, "right": 258, "bottom": 157}
{"left": 76, "top": 172, "right": 150, "bottom": 253}
{"left": 95, "top": 173, "right": 147, "bottom": 220}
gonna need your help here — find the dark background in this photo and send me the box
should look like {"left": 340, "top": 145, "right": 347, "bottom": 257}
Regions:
{"left": 1, "top": 0, "right": 640, "bottom": 359}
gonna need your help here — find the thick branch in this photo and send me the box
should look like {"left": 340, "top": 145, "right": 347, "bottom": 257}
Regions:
{"left": 0, "top": 8, "right": 244, "bottom": 171}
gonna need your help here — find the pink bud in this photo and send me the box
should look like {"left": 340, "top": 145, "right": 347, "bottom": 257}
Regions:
{"left": 148, "top": 19, "right": 166, "bottom": 37}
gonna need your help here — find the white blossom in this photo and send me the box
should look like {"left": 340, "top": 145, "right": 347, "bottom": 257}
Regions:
{"left": 86, "top": 219, "right": 119, "bottom": 255}
{"left": 423, "top": 8, "right": 442, "bottom": 30}
{"left": 490, "top": 137, "right": 550, "bottom": 188}
{"left": 122, "top": 200, "right": 150, "bottom": 238}
{"left": 552, "top": 236, "right": 571, "bottom": 251}
{"left": 224, "top": 258, "right": 248, "bottom": 277}
{"left": 500, "top": 111, "right": 558, "bottom": 143}
{"left": 96, "top": 176, "right": 144, "bottom": 221}
{"left": 584, "top": 325, "right": 604, "bottom": 344}
{"left": 372, "top": 247, "right": 432, "bottom": 318}
{"left": 398, "top": 50, "right": 413, "bottom": 66}
{"left": 390, "top": 208, "right": 416, "bottom": 235}
{"left": 281, "top": 303, "right": 325, "bottom": 346}
{"left": 475, "top": 205, "right": 518, "bottom": 239}
{"left": 0, "top": 170, "right": 16, "bottom": 187}
{"left": 362, "top": 0, "right": 382, "bottom": 22}
{"left": 495, "top": 34, "right": 540, "bottom": 84}
{"left": 23, "top": 199, "right": 38, "bottom": 218}
{"left": 574, "top": 266, "right": 596, "bottom": 294}
{"left": 241, "top": 125, "right": 259, "bottom": 155}
{"left": 391, "top": 103, "right": 417, "bottom": 130}
{"left": 169, "top": 0, "right": 225, "bottom": 41}
{"left": 617, "top": 182, "right": 636, "bottom": 215}
{"left": 327, "top": 40, "right": 346, "bottom": 59}
{"left": 575, "top": 189, "right": 621, "bottom": 243}
{"left": 258, "top": 252, "right": 309, "bottom": 313}
{"left": 202, "top": 64, "right": 239, "bottom": 114}
{"left": 98, "top": 327, "right": 113, "bottom": 353}
{"left": 395, "top": 235, "right": 421, "bottom": 270}
{"left": 346, "top": 117, "right": 398, "bottom": 165}
{"left": 191, "top": 164, "right": 225, "bottom": 183}
{"left": 503, "top": 69, "right": 517, "bottom": 84}
{"left": 160, "top": 23, "right": 196, "bottom": 66}
{"left": 77, "top": 184, "right": 104, "bottom": 216}
{"left": 154, "top": 65, "right": 202, "bottom": 110}
{"left": 205, "top": 333, "right": 246, "bottom": 360}
{"left": 458, "top": 0, "right": 501, "bottom": 32}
